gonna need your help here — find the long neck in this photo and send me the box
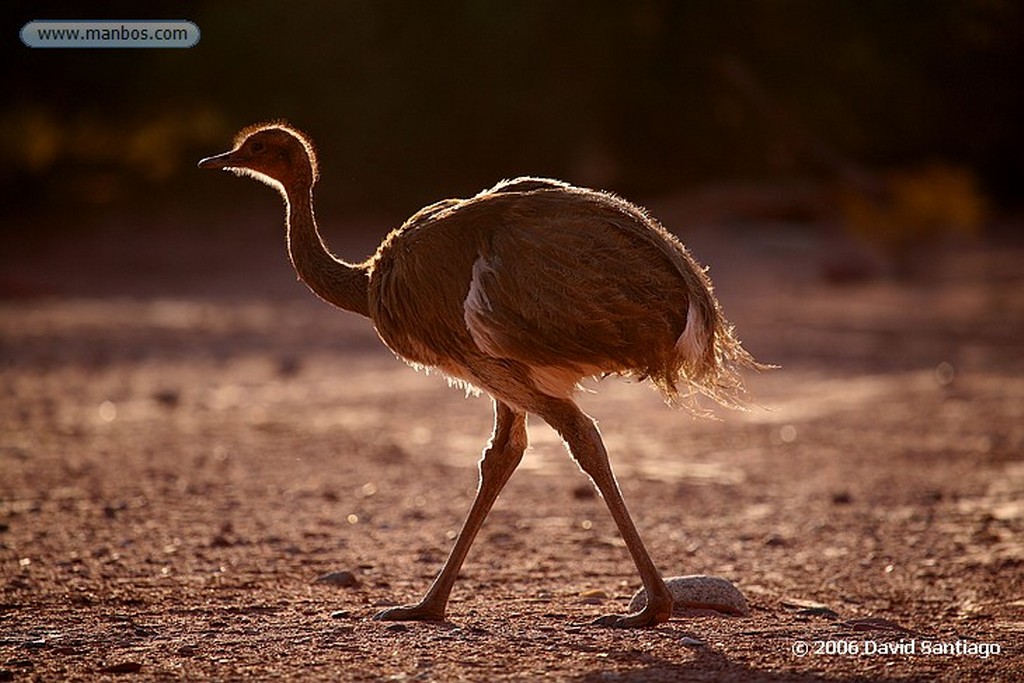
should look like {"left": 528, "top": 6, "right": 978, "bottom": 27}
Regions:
{"left": 285, "top": 186, "right": 370, "bottom": 317}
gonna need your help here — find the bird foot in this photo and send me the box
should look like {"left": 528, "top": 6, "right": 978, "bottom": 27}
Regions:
{"left": 592, "top": 602, "right": 672, "bottom": 629}
{"left": 373, "top": 602, "right": 446, "bottom": 622}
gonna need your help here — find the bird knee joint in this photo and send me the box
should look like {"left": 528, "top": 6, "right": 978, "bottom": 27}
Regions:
{"left": 479, "top": 449, "right": 521, "bottom": 481}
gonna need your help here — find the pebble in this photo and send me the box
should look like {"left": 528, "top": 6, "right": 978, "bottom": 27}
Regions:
{"left": 795, "top": 606, "right": 839, "bottom": 620}
{"left": 832, "top": 491, "right": 853, "bottom": 505}
{"left": 781, "top": 598, "right": 831, "bottom": 611}
{"left": 152, "top": 389, "right": 180, "bottom": 408}
{"left": 572, "top": 484, "right": 596, "bottom": 499}
{"left": 329, "top": 610, "right": 351, "bottom": 619}
{"left": 629, "top": 575, "right": 750, "bottom": 617}
{"left": 314, "top": 571, "right": 359, "bottom": 588}
{"left": 99, "top": 661, "right": 143, "bottom": 674}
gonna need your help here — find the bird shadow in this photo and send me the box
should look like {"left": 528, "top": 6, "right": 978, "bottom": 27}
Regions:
{"left": 571, "top": 645, "right": 905, "bottom": 683}
{"left": 566, "top": 625, "right": 914, "bottom": 683}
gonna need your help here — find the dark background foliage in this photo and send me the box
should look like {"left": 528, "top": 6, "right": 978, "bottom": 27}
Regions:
{"left": 3, "top": 0, "right": 1022, "bottom": 226}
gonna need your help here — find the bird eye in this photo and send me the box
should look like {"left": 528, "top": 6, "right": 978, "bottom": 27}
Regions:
{"left": 251, "top": 141, "right": 265, "bottom": 153}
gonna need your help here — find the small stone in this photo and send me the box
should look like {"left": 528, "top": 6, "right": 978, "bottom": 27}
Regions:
{"left": 781, "top": 598, "right": 831, "bottom": 611}
{"left": 572, "top": 484, "right": 596, "bottom": 499}
{"left": 329, "top": 610, "right": 351, "bottom": 619}
{"left": 152, "top": 389, "right": 180, "bottom": 408}
{"left": 314, "top": 571, "right": 359, "bottom": 588}
{"left": 277, "top": 355, "right": 302, "bottom": 377}
{"left": 795, "top": 606, "right": 840, "bottom": 620}
{"left": 386, "top": 623, "right": 408, "bottom": 633}
{"left": 209, "top": 534, "right": 234, "bottom": 548}
{"left": 832, "top": 491, "right": 853, "bottom": 505}
{"left": 629, "top": 575, "right": 750, "bottom": 617}
{"left": 99, "top": 661, "right": 142, "bottom": 674}
{"left": 680, "top": 636, "right": 705, "bottom": 647}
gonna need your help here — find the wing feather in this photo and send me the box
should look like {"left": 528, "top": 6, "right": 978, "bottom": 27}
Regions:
{"left": 462, "top": 194, "right": 691, "bottom": 381}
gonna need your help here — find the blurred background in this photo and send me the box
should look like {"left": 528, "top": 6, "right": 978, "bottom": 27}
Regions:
{"left": 2, "top": 0, "right": 1023, "bottom": 290}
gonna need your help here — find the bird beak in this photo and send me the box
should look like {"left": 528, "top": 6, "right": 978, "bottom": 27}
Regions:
{"left": 197, "top": 150, "right": 237, "bottom": 170}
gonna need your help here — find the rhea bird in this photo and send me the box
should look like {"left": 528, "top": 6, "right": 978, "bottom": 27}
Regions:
{"left": 199, "top": 122, "right": 760, "bottom": 628}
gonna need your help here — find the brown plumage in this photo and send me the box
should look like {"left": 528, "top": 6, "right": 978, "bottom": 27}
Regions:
{"left": 199, "top": 122, "right": 760, "bottom": 628}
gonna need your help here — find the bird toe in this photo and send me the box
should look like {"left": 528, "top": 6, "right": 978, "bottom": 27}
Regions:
{"left": 373, "top": 603, "right": 446, "bottom": 622}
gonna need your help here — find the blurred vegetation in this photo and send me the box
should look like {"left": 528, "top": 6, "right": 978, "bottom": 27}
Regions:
{"left": 840, "top": 163, "right": 989, "bottom": 275}
{"left": 2, "top": 0, "right": 1022, "bottom": 233}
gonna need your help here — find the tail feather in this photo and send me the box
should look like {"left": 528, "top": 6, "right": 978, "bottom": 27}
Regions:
{"left": 659, "top": 253, "right": 765, "bottom": 413}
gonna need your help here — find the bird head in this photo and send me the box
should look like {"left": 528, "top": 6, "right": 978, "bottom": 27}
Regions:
{"left": 198, "top": 122, "right": 319, "bottom": 194}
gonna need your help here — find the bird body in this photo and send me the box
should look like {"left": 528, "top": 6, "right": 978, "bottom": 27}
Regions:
{"left": 369, "top": 181, "right": 731, "bottom": 407}
{"left": 200, "top": 123, "right": 759, "bottom": 628}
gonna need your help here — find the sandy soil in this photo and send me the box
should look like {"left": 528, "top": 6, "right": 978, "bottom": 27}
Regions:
{"left": 1, "top": 206, "right": 1022, "bottom": 681}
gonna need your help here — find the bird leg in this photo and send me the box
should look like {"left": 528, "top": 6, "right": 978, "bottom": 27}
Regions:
{"left": 374, "top": 400, "right": 527, "bottom": 622}
{"left": 540, "top": 399, "right": 674, "bottom": 628}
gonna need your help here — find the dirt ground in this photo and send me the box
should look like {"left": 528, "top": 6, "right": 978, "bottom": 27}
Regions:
{"left": 1, "top": 203, "right": 1022, "bottom": 681}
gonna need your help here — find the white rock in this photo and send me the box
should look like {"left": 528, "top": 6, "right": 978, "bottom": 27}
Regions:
{"left": 629, "top": 575, "right": 749, "bottom": 617}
